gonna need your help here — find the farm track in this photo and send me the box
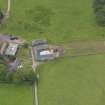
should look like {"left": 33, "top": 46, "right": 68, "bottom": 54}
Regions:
{"left": 30, "top": 46, "right": 39, "bottom": 105}
{"left": 60, "top": 40, "right": 105, "bottom": 58}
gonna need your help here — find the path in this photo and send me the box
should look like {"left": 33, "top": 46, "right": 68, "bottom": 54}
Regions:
{"left": 30, "top": 46, "right": 39, "bottom": 105}
{"left": 62, "top": 40, "right": 105, "bottom": 57}
{"left": 30, "top": 47, "right": 38, "bottom": 71}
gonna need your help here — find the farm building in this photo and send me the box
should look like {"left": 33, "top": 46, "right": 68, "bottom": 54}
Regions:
{"left": 0, "top": 35, "right": 24, "bottom": 70}
{"left": 5, "top": 43, "right": 19, "bottom": 56}
{"left": 0, "top": 34, "right": 24, "bottom": 56}
{"left": 32, "top": 39, "right": 60, "bottom": 61}
{"left": 0, "top": 42, "right": 19, "bottom": 56}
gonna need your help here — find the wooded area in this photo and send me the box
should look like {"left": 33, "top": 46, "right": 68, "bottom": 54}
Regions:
{"left": 93, "top": 0, "right": 105, "bottom": 26}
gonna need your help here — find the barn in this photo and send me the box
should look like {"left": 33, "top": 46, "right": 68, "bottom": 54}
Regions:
{"left": 32, "top": 39, "right": 59, "bottom": 61}
{"left": 5, "top": 43, "right": 19, "bottom": 56}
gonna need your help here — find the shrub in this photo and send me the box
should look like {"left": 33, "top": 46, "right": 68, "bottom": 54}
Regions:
{"left": 96, "top": 10, "right": 105, "bottom": 26}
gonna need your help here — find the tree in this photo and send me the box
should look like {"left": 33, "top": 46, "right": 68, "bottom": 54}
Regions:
{"left": 0, "top": 9, "right": 4, "bottom": 24}
{"left": 96, "top": 9, "right": 105, "bottom": 26}
{"left": 0, "top": 64, "right": 7, "bottom": 81}
{"left": 93, "top": 0, "right": 105, "bottom": 26}
{"left": 12, "top": 69, "right": 36, "bottom": 83}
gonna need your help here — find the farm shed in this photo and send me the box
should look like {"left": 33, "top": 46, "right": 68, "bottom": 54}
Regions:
{"left": 34, "top": 48, "right": 55, "bottom": 61}
{"left": 5, "top": 43, "right": 19, "bottom": 56}
{"left": 32, "top": 39, "right": 59, "bottom": 61}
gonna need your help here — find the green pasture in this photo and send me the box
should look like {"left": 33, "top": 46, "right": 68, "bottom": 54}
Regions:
{"left": 38, "top": 54, "right": 105, "bottom": 105}
{"left": 0, "top": 0, "right": 105, "bottom": 105}
{"left": 0, "top": 0, "right": 105, "bottom": 42}
{"left": 0, "top": 83, "right": 33, "bottom": 105}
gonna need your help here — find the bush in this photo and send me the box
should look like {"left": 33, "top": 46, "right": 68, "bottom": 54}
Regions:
{"left": 96, "top": 10, "right": 105, "bottom": 26}
{"left": 23, "top": 43, "right": 29, "bottom": 49}
{"left": 12, "top": 69, "right": 36, "bottom": 83}
{"left": 0, "top": 64, "right": 7, "bottom": 81}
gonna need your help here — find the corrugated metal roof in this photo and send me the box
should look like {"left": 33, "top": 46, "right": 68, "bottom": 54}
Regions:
{"left": 34, "top": 49, "right": 55, "bottom": 61}
{"left": 5, "top": 43, "right": 19, "bottom": 56}
{"left": 32, "top": 39, "right": 48, "bottom": 47}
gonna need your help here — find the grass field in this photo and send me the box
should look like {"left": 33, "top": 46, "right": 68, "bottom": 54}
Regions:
{"left": 0, "top": 83, "right": 33, "bottom": 105}
{"left": 0, "top": 0, "right": 105, "bottom": 42}
{"left": 1, "top": 0, "right": 105, "bottom": 105}
{"left": 38, "top": 54, "right": 105, "bottom": 105}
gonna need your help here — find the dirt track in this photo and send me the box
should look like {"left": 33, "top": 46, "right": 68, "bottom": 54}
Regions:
{"left": 63, "top": 40, "right": 105, "bottom": 57}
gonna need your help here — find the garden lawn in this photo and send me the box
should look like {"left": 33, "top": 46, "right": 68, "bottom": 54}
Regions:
{"left": 0, "top": 83, "right": 33, "bottom": 105}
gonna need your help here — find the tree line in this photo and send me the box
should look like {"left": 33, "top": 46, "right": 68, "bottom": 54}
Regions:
{"left": 93, "top": 0, "right": 105, "bottom": 26}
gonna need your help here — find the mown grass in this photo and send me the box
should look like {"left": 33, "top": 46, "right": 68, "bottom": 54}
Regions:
{"left": 0, "top": 83, "right": 33, "bottom": 105}
{"left": 38, "top": 54, "right": 105, "bottom": 105}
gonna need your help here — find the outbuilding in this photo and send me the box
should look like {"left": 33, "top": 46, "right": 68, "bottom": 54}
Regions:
{"left": 5, "top": 43, "right": 19, "bottom": 56}
{"left": 32, "top": 39, "right": 59, "bottom": 61}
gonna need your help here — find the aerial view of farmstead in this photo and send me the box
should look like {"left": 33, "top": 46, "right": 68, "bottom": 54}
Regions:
{"left": 1, "top": 0, "right": 105, "bottom": 105}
